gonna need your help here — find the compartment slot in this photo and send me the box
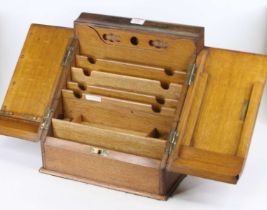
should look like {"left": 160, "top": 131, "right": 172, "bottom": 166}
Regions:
{"left": 71, "top": 67, "right": 182, "bottom": 99}
{"left": 52, "top": 119, "right": 167, "bottom": 159}
{"left": 62, "top": 89, "right": 173, "bottom": 136}
{"left": 68, "top": 115, "right": 151, "bottom": 137}
{"left": 80, "top": 121, "right": 149, "bottom": 137}
{"left": 63, "top": 89, "right": 175, "bottom": 117}
{"left": 67, "top": 82, "right": 178, "bottom": 108}
{"left": 76, "top": 55, "right": 187, "bottom": 84}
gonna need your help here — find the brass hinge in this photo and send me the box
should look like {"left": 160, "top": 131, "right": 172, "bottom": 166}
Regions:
{"left": 40, "top": 109, "right": 54, "bottom": 130}
{"left": 62, "top": 40, "right": 75, "bottom": 68}
{"left": 165, "top": 128, "right": 180, "bottom": 155}
{"left": 186, "top": 63, "right": 197, "bottom": 85}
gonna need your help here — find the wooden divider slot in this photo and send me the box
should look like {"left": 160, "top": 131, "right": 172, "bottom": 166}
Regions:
{"left": 71, "top": 67, "right": 182, "bottom": 99}
{"left": 67, "top": 82, "right": 179, "bottom": 108}
{"left": 51, "top": 118, "right": 167, "bottom": 159}
{"left": 61, "top": 89, "right": 174, "bottom": 137}
{"left": 63, "top": 89, "right": 176, "bottom": 117}
{"left": 76, "top": 55, "right": 187, "bottom": 84}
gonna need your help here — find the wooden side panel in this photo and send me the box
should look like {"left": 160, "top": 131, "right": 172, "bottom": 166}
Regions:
{"left": 168, "top": 48, "right": 267, "bottom": 183}
{"left": 1, "top": 24, "right": 73, "bottom": 119}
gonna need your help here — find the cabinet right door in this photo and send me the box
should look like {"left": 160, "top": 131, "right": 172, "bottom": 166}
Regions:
{"left": 167, "top": 47, "right": 267, "bottom": 183}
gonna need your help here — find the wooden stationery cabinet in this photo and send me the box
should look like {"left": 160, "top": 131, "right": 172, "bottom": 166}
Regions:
{"left": 0, "top": 13, "right": 266, "bottom": 200}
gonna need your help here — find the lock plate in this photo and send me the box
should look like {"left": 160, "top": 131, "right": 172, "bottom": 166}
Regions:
{"left": 89, "top": 146, "right": 108, "bottom": 156}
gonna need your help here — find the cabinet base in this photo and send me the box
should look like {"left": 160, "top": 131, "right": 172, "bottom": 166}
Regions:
{"left": 40, "top": 168, "right": 186, "bottom": 200}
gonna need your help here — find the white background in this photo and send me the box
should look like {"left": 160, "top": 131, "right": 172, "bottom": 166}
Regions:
{"left": 0, "top": 1, "right": 267, "bottom": 210}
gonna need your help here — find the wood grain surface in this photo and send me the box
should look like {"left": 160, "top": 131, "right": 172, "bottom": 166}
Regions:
{"left": 168, "top": 48, "right": 267, "bottom": 183}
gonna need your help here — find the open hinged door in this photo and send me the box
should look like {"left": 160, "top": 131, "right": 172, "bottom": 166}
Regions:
{"left": 0, "top": 24, "right": 75, "bottom": 141}
{"left": 167, "top": 47, "right": 267, "bottom": 183}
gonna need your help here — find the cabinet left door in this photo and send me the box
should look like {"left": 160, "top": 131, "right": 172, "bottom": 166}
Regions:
{"left": 0, "top": 24, "right": 74, "bottom": 141}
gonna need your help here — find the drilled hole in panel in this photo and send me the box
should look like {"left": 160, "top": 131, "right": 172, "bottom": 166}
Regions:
{"left": 152, "top": 104, "right": 161, "bottom": 113}
{"left": 78, "top": 83, "right": 87, "bottom": 91}
{"left": 155, "top": 96, "right": 165, "bottom": 105}
{"left": 88, "top": 56, "right": 96, "bottom": 64}
{"left": 74, "top": 91, "right": 82, "bottom": 99}
{"left": 83, "top": 68, "right": 91, "bottom": 76}
{"left": 164, "top": 68, "right": 174, "bottom": 76}
{"left": 130, "top": 36, "right": 138, "bottom": 45}
{"left": 149, "top": 128, "right": 161, "bottom": 138}
{"left": 160, "top": 81, "right": 170, "bottom": 90}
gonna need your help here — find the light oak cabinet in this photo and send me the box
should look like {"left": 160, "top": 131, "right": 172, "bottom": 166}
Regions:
{"left": 0, "top": 13, "right": 266, "bottom": 200}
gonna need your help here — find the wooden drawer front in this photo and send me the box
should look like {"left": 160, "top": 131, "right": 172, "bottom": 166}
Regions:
{"left": 44, "top": 137, "right": 161, "bottom": 194}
